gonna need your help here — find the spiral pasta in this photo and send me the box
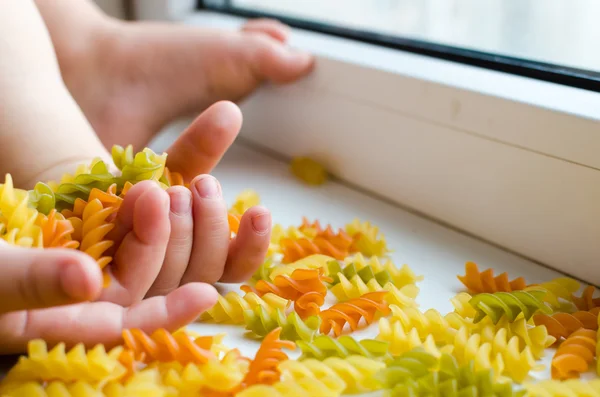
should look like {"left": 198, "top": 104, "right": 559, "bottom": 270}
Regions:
{"left": 28, "top": 182, "right": 56, "bottom": 215}
{"left": 344, "top": 219, "right": 389, "bottom": 257}
{"left": 158, "top": 349, "right": 249, "bottom": 395}
{"left": 281, "top": 237, "right": 349, "bottom": 263}
{"left": 290, "top": 156, "right": 328, "bottom": 186}
{"left": 228, "top": 189, "right": 260, "bottom": 216}
{"left": 236, "top": 377, "right": 345, "bottom": 397}
{"left": 200, "top": 291, "right": 290, "bottom": 324}
{"left": 572, "top": 285, "right": 600, "bottom": 311}
{"left": 328, "top": 260, "right": 391, "bottom": 288}
{"left": 525, "top": 277, "right": 581, "bottom": 312}
{"left": 319, "top": 291, "right": 391, "bottom": 336}
{"left": 330, "top": 274, "right": 419, "bottom": 308}
{"left": 469, "top": 290, "right": 552, "bottom": 324}
{"left": 112, "top": 145, "right": 167, "bottom": 186}
{"left": 457, "top": 261, "right": 526, "bottom": 294}
{"left": 122, "top": 328, "right": 215, "bottom": 365}
{"left": 243, "top": 328, "right": 296, "bottom": 387}
{"left": 36, "top": 209, "right": 79, "bottom": 249}
{"left": 159, "top": 166, "right": 185, "bottom": 188}
{"left": 446, "top": 326, "right": 538, "bottom": 383}
{"left": 297, "top": 335, "right": 390, "bottom": 361}
{"left": 64, "top": 198, "right": 116, "bottom": 285}
{"left": 376, "top": 318, "right": 442, "bottom": 357}
{"left": 533, "top": 309, "right": 600, "bottom": 340}
{"left": 267, "top": 254, "right": 334, "bottom": 281}
{"left": 278, "top": 355, "right": 385, "bottom": 394}
{"left": 344, "top": 253, "right": 423, "bottom": 288}
{"left": 87, "top": 184, "right": 123, "bottom": 210}
{"left": 0, "top": 340, "right": 126, "bottom": 387}
{"left": 379, "top": 352, "right": 521, "bottom": 397}
{"left": 0, "top": 174, "right": 43, "bottom": 248}
{"left": 551, "top": 328, "right": 596, "bottom": 380}
{"left": 524, "top": 379, "right": 600, "bottom": 397}
{"left": 243, "top": 306, "right": 321, "bottom": 342}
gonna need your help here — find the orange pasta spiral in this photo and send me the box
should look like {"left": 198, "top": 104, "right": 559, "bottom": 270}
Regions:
{"left": 242, "top": 268, "right": 332, "bottom": 318}
{"left": 281, "top": 237, "right": 349, "bottom": 263}
{"left": 572, "top": 286, "right": 600, "bottom": 311}
{"left": 121, "top": 328, "right": 216, "bottom": 365}
{"left": 533, "top": 309, "right": 600, "bottom": 341}
{"left": 299, "top": 217, "right": 355, "bottom": 252}
{"left": 319, "top": 291, "right": 391, "bottom": 337}
{"left": 162, "top": 167, "right": 185, "bottom": 187}
{"left": 36, "top": 209, "right": 79, "bottom": 249}
{"left": 63, "top": 198, "right": 116, "bottom": 286}
{"left": 457, "top": 262, "right": 526, "bottom": 294}
{"left": 229, "top": 213, "right": 241, "bottom": 235}
{"left": 242, "top": 328, "right": 296, "bottom": 387}
{"left": 86, "top": 184, "right": 123, "bottom": 210}
{"left": 551, "top": 328, "right": 596, "bottom": 380}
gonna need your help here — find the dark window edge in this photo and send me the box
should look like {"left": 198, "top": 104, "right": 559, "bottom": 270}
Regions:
{"left": 197, "top": 2, "right": 600, "bottom": 93}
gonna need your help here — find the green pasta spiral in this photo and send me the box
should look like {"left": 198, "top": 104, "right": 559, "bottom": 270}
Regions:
{"left": 27, "top": 182, "right": 55, "bottom": 215}
{"left": 243, "top": 306, "right": 321, "bottom": 342}
{"left": 52, "top": 160, "right": 116, "bottom": 209}
{"left": 327, "top": 260, "right": 391, "bottom": 286}
{"left": 112, "top": 145, "right": 167, "bottom": 186}
{"left": 469, "top": 290, "right": 551, "bottom": 324}
{"left": 297, "top": 335, "right": 391, "bottom": 361}
{"left": 378, "top": 351, "right": 524, "bottom": 397}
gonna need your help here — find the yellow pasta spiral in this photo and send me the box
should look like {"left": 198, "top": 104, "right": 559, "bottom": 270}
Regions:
{"left": 524, "top": 379, "right": 600, "bottom": 397}
{"left": 445, "top": 326, "right": 539, "bottom": 383}
{"left": 0, "top": 174, "right": 43, "bottom": 248}
{"left": 278, "top": 356, "right": 384, "bottom": 394}
{"left": 0, "top": 340, "right": 126, "bottom": 388}
{"left": 330, "top": 274, "right": 419, "bottom": 307}
{"left": 236, "top": 377, "right": 345, "bottom": 397}
{"left": 376, "top": 317, "right": 442, "bottom": 357}
{"left": 387, "top": 305, "right": 471, "bottom": 344}
{"left": 344, "top": 219, "right": 389, "bottom": 257}
{"left": 268, "top": 254, "right": 334, "bottom": 281}
{"left": 229, "top": 189, "right": 260, "bottom": 216}
{"left": 199, "top": 291, "right": 290, "bottom": 324}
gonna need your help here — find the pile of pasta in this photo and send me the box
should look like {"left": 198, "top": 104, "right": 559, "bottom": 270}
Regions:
{"left": 0, "top": 145, "right": 599, "bottom": 396}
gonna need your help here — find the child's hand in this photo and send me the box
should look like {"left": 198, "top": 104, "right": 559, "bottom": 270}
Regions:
{"left": 98, "top": 101, "right": 272, "bottom": 306}
{"left": 0, "top": 240, "right": 215, "bottom": 354}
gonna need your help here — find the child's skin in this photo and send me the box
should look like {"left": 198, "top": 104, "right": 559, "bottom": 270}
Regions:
{"left": 0, "top": 0, "right": 313, "bottom": 353}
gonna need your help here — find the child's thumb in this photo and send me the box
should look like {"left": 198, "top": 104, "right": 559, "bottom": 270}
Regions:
{"left": 0, "top": 244, "right": 102, "bottom": 313}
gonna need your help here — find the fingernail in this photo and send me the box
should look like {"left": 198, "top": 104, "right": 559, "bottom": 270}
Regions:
{"left": 251, "top": 213, "right": 271, "bottom": 235}
{"left": 60, "top": 262, "right": 90, "bottom": 300}
{"left": 169, "top": 189, "right": 192, "bottom": 215}
{"left": 194, "top": 176, "right": 221, "bottom": 199}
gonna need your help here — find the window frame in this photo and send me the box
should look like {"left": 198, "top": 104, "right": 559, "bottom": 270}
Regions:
{"left": 132, "top": 0, "right": 600, "bottom": 285}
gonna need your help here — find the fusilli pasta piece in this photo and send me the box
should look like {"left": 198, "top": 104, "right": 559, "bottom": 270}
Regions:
{"left": 28, "top": 182, "right": 55, "bottom": 215}
{"left": 236, "top": 377, "right": 345, "bottom": 397}
{"left": 387, "top": 305, "right": 471, "bottom": 344}
{"left": 159, "top": 166, "right": 185, "bottom": 188}
{"left": 244, "top": 306, "right": 321, "bottom": 342}
{"left": 279, "top": 355, "right": 385, "bottom": 394}
{"left": 525, "top": 278, "right": 581, "bottom": 312}
{"left": 551, "top": 328, "right": 596, "bottom": 380}
{"left": 297, "top": 335, "right": 390, "bottom": 361}
{"left": 290, "top": 156, "right": 328, "bottom": 186}
{"left": 267, "top": 254, "right": 334, "bottom": 280}
{"left": 1, "top": 340, "right": 126, "bottom": 386}
{"left": 524, "top": 379, "right": 600, "bottom": 397}
{"left": 330, "top": 274, "right": 419, "bottom": 308}
{"left": 319, "top": 291, "right": 391, "bottom": 336}
{"left": 345, "top": 253, "right": 423, "bottom": 288}
{"left": 51, "top": 159, "right": 116, "bottom": 209}
{"left": 243, "top": 328, "right": 296, "bottom": 387}
{"left": 469, "top": 290, "right": 551, "bottom": 324}
{"left": 328, "top": 260, "right": 391, "bottom": 288}
{"left": 200, "top": 291, "right": 289, "bottom": 324}
{"left": 533, "top": 309, "right": 600, "bottom": 340}
{"left": 457, "top": 262, "right": 526, "bottom": 293}
{"left": 112, "top": 145, "right": 167, "bottom": 186}
{"left": 229, "top": 189, "right": 260, "bottom": 216}
{"left": 122, "top": 328, "right": 216, "bottom": 365}
{"left": 376, "top": 318, "right": 442, "bottom": 357}
{"left": 281, "top": 237, "right": 349, "bottom": 263}
{"left": 0, "top": 174, "right": 43, "bottom": 248}
{"left": 571, "top": 285, "right": 600, "bottom": 311}
{"left": 446, "top": 326, "right": 538, "bottom": 383}
{"left": 36, "top": 210, "right": 79, "bottom": 249}
{"left": 344, "top": 219, "right": 389, "bottom": 257}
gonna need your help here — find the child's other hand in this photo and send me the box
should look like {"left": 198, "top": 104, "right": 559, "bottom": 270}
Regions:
{"left": 99, "top": 101, "right": 271, "bottom": 306}
{"left": 0, "top": 241, "right": 215, "bottom": 354}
